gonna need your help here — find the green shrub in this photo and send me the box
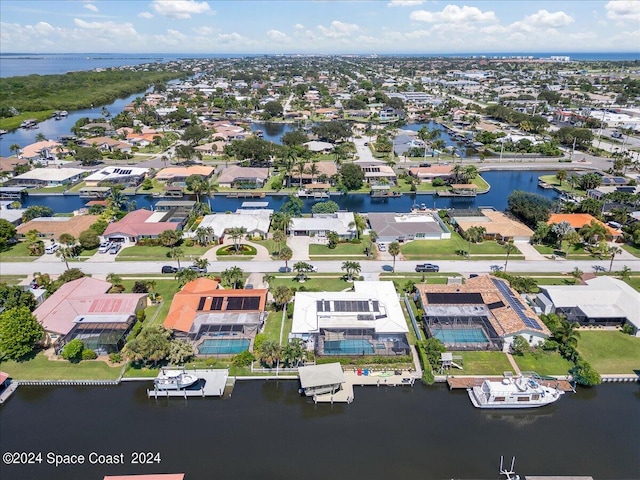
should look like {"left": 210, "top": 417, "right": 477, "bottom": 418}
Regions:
{"left": 510, "top": 335, "right": 529, "bottom": 356}
{"left": 82, "top": 348, "right": 98, "bottom": 360}
{"left": 570, "top": 360, "right": 601, "bottom": 386}
{"left": 127, "top": 321, "right": 143, "bottom": 341}
{"left": 422, "top": 369, "right": 435, "bottom": 385}
{"left": 541, "top": 339, "right": 559, "bottom": 351}
{"left": 253, "top": 333, "right": 267, "bottom": 353}
{"left": 183, "top": 239, "right": 195, "bottom": 247}
{"left": 621, "top": 323, "right": 634, "bottom": 335}
{"left": 109, "top": 353, "right": 123, "bottom": 363}
{"left": 232, "top": 350, "right": 255, "bottom": 367}
{"left": 61, "top": 339, "right": 84, "bottom": 363}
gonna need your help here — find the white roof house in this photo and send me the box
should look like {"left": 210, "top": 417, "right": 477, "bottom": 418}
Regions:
{"left": 83, "top": 166, "right": 148, "bottom": 187}
{"left": 539, "top": 276, "right": 640, "bottom": 335}
{"left": 10, "top": 167, "right": 89, "bottom": 187}
{"left": 289, "top": 211, "right": 356, "bottom": 239}
{"left": 292, "top": 281, "right": 408, "bottom": 336}
{"left": 198, "top": 209, "right": 273, "bottom": 239}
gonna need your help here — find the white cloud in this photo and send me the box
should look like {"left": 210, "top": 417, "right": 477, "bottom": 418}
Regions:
{"left": 605, "top": 1, "right": 640, "bottom": 22}
{"left": 33, "top": 22, "right": 55, "bottom": 36}
{"left": 83, "top": 4, "right": 98, "bottom": 12}
{"left": 524, "top": 9, "right": 574, "bottom": 28}
{"left": 151, "top": 0, "right": 211, "bottom": 19}
{"left": 138, "top": 11, "right": 154, "bottom": 19}
{"left": 387, "top": 0, "right": 424, "bottom": 7}
{"left": 193, "top": 26, "right": 214, "bottom": 35}
{"left": 317, "top": 20, "right": 360, "bottom": 38}
{"left": 267, "top": 29, "right": 288, "bottom": 41}
{"left": 410, "top": 5, "right": 497, "bottom": 23}
{"left": 294, "top": 24, "right": 305, "bottom": 30}
{"left": 73, "top": 18, "right": 138, "bottom": 37}
{"left": 217, "top": 32, "right": 243, "bottom": 43}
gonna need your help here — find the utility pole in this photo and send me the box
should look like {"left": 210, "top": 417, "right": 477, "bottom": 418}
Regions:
{"left": 569, "top": 137, "right": 577, "bottom": 162}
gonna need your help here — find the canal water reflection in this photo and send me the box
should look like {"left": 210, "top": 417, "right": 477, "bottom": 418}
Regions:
{"left": 0, "top": 382, "right": 637, "bottom": 480}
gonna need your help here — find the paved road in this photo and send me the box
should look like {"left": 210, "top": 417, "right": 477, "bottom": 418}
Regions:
{"left": 6, "top": 258, "right": 639, "bottom": 278}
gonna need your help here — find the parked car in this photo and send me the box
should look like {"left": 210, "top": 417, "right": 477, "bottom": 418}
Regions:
{"left": 245, "top": 284, "right": 254, "bottom": 289}
{"left": 415, "top": 263, "right": 439, "bottom": 272}
{"left": 377, "top": 243, "right": 386, "bottom": 252}
{"left": 45, "top": 243, "right": 59, "bottom": 254}
{"left": 188, "top": 265, "right": 207, "bottom": 273}
{"left": 98, "top": 241, "right": 112, "bottom": 254}
{"left": 279, "top": 266, "right": 292, "bottom": 273}
{"left": 109, "top": 243, "right": 122, "bottom": 255}
{"left": 161, "top": 265, "right": 178, "bottom": 274}
{"left": 308, "top": 264, "right": 318, "bottom": 272}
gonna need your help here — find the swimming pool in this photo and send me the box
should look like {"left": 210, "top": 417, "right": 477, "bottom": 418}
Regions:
{"left": 198, "top": 338, "right": 250, "bottom": 355}
{"left": 324, "top": 339, "right": 374, "bottom": 355}
{"left": 432, "top": 327, "right": 489, "bottom": 345}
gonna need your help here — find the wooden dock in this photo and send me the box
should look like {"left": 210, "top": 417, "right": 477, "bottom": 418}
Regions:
{"left": 313, "top": 369, "right": 417, "bottom": 404}
{"left": 147, "top": 369, "right": 231, "bottom": 399}
{"left": 446, "top": 376, "right": 574, "bottom": 392}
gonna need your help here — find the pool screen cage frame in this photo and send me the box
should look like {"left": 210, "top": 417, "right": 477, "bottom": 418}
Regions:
{"left": 424, "top": 316, "right": 503, "bottom": 351}
{"left": 193, "top": 323, "right": 259, "bottom": 342}
{"left": 57, "top": 322, "right": 132, "bottom": 355}
{"left": 318, "top": 328, "right": 410, "bottom": 356}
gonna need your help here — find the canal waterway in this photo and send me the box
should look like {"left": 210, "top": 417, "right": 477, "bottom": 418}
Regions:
{"left": 0, "top": 381, "right": 637, "bottom": 480}
{"left": 20, "top": 170, "right": 559, "bottom": 214}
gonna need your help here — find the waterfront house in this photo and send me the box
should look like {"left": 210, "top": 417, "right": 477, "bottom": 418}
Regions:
{"left": 0, "top": 200, "right": 25, "bottom": 226}
{"left": 449, "top": 208, "right": 534, "bottom": 243}
{"left": 408, "top": 165, "right": 453, "bottom": 181}
{"left": 16, "top": 215, "right": 99, "bottom": 242}
{"left": 156, "top": 166, "right": 215, "bottom": 185}
{"left": 10, "top": 167, "right": 89, "bottom": 188}
{"left": 216, "top": 165, "right": 270, "bottom": 189}
{"left": 289, "top": 211, "right": 356, "bottom": 239}
{"left": 0, "top": 156, "right": 29, "bottom": 178}
{"left": 33, "top": 277, "right": 146, "bottom": 354}
{"left": 537, "top": 276, "right": 640, "bottom": 335}
{"left": 303, "top": 141, "right": 335, "bottom": 153}
{"left": 83, "top": 136, "right": 132, "bottom": 153}
{"left": 101, "top": 209, "right": 182, "bottom": 245}
{"left": 360, "top": 164, "right": 397, "bottom": 185}
{"left": 367, "top": 212, "right": 451, "bottom": 243}
{"left": 287, "top": 161, "right": 338, "bottom": 186}
{"left": 197, "top": 209, "right": 272, "bottom": 241}
{"left": 18, "top": 140, "right": 65, "bottom": 162}
{"left": 416, "top": 276, "right": 550, "bottom": 351}
{"left": 546, "top": 213, "right": 622, "bottom": 241}
{"left": 291, "top": 281, "right": 409, "bottom": 357}
{"left": 83, "top": 166, "right": 148, "bottom": 188}
{"left": 163, "top": 278, "right": 268, "bottom": 355}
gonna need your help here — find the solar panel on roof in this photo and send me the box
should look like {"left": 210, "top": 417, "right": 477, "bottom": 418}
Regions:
{"left": 487, "top": 301, "right": 505, "bottom": 310}
{"left": 226, "top": 296, "right": 261, "bottom": 311}
{"left": 209, "top": 297, "right": 224, "bottom": 311}
{"left": 426, "top": 293, "right": 484, "bottom": 304}
{"left": 197, "top": 297, "right": 207, "bottom": 311}
{"left": 317, "top": 300, "right": 325, "bottom": 312}
{"left": 490, "top": 278, "right": 542, "bottom": 330}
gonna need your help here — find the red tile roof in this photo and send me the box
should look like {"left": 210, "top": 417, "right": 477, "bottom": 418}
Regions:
{"left": 103, "top": 209, "right": 179, "bottom": 238}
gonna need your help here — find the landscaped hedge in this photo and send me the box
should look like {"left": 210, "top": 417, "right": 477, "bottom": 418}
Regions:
{"left": 216, "top": 244, "right": 257, "bottom": 256}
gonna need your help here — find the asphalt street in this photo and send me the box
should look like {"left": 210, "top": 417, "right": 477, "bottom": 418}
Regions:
{"left": 4, "top": 258, "right": 639, "bottom": 278}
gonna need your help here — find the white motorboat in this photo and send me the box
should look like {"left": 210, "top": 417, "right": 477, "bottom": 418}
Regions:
{"left": 467, "top": 373, "right": 563, "bottom": 409}
{"left": 154, "top": 370, "right": 199, "bottom": 390}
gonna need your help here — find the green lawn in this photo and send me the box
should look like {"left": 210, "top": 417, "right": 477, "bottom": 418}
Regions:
{"left": 252, "top": 238, "right": 280, "bottom": 258}
{"left": 0, "top": 241, "right": 38, "bottom": 262}
{"left": 512, "top": 351, "right": 574, "bottom": 376}
{"left": 401, "top": 232, "right": 523, "bottom": 260}
{"left": 534, "top": 242, "right": 592, "bottom": 258}
{"left": 118, "top": 279, "right": 181, "bottom": 329}
{"left": 262, "top": 310, "right": 285, "bottom": 343}
{"left": 624, "top": 276, "right": 640, "bottom": 292}
{"left": 0, "top": 352, "right": 122, "bottom": 380}
{"left": 116, "top": 245, "right": 210, "bottom": 262}
{"left": 379, "top": 273, "right": 455, "bottom": 284}
{"left": 455, "top": 351, "right": 514, "bottom": 375}
{"left": 269, "top": 275, "right": 351, "bottom": 292}
{"left": 309, "top": 242, "right": 368, "bottom": 256}
{"left": 0, "top": 275, "right": 27, "bottom": 285}
{"left": 577, "top": 331, "right": 640, "bottom": 374}
{"left": 622, "top": 243, "right": 640, "bottom": 258}
{"left": 538, "top": 175, "right": 583, "bottom": 195}
{"left": 535, "top": 276, "right": 580, "bottom": 286}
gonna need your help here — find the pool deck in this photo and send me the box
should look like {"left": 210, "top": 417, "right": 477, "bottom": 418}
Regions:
{"left": 147, "top": 369, "right": 231, "bottom": 399}
{"left": 313, "top": 368, "right": 418, "bottom": 404}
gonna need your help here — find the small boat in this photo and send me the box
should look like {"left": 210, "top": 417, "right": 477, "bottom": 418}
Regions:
{"left": 0, "top": 129, "right": 7, "bottom": 136}
{"left": 154, "top": 370, "right": 199, "bottom": 390}
{"left": 467, "top": 373, "right": 563, "bottom": 409}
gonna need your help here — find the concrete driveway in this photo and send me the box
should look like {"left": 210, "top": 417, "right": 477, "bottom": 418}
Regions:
{"left": 288, "top": 236, "right": 311, "bottom": 261}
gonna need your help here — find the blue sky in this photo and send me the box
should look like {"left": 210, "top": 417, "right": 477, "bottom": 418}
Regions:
{"left": 1, "top": 0, "right": 639, "bottom": 54}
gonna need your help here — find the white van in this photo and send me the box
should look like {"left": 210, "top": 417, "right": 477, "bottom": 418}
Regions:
{"left": 45, "top": 243, "right": 59, "bottom": 254}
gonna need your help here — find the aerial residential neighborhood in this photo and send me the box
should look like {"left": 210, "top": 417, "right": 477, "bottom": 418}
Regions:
{"left": 0, "top": 1, "right": 639, "bottom": 478}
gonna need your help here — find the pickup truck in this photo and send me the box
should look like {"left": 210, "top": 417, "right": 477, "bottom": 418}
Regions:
{"left": 415, "top": 263, "right": 439, "bottom": 272}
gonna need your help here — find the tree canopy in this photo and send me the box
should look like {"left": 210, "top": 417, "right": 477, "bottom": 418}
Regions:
{"left": 0, "top": 284, "right": 37, "bottom": 312}
{"left": 340, "top": 163, "right": 365, "bottom": 191}
{"left": 507, "top": 190, "right": 552, "bottom": 228}
{"left": 23, "top": 205, "right": 54, "bottom": 222}
{"left": 0, "top": 307, "right": 44, "bottom": 360}
{"left": 0, "top": 219, "right": 17, "bottom": 249}
{"left": 312, "top": 121, "right": 352, "bottom": 142}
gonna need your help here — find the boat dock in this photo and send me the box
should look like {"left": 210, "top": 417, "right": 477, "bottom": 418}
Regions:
{"left": 313, "top": 369, "right": 417, "bottom": 404}
{"left": 446, "top": 376, "right": 575, "bottom": 392}
{"left": 147, "top": 369, "right": 232, "bottom": 399}
{"left": 0, "top": 383, "right": 18, "bottom": 405}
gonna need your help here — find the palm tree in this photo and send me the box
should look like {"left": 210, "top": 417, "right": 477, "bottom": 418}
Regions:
{"left": 463, "top": 165, "right": 478, "bottom": 181}
{"left": 341, "top": 261, "right": 361, "bottom": 282}
{"left": 607, "top": 245, "right": 622, "bottom": 272}
{"left": 106, "top": 272, "right": 123, "bottom": 290}
{"left": 9, "top": 144, "right": 21, "bottom": 157}
{"left": 145, "top": 280, "right": 157, "bottom": 302}
{"left": 556, "top": 169, "right": 568, "bottom": 186}
{"left": 551, "top": 221, "right": 574, "bottom": 249}
{"left": 271, "top": 285, "right": 293, "bottom": 311}
{"left": 175, "top": 268, "right": 198, "bottom": 286}
{"left": 195, "top": 227, "right": 213, "bottom": 246}
{"left": 451, "top": 164, "right": 463, "bottom": 183}
{"left": 279, "top": 246, "right": 293, "bottom": 270}
{"left": 56, "top": 233, "right": 76, "bottom": 270}
{"left": 258, "top": 340, "right": 281, "bottom": 368}
{"left": 352, "top": 213, "right": 367, "bottom": 240}
{"left": 228, "top": 226, "right": 246, "bottom": 253}
{"left": 388, "top": 241, "right": 401, "bottom": 272}
{"left": 272, "top": 229, "right": 286, "bottom": 254}
{"left": 503, "top": 240, "right": 516, "bottom": 272}
{"left": 293, "top": 261, "right": 312, "bottom": 281}
{"left": 281, "top": 338, "right": 305, "bottom": 367}
{"left": 554, "top": 319, "right": 581, "bottom": 348}
{"left": 193, "top": 257, "right": 210, "bottom": 271}
{"left": 294, "top": 159, "right": 307, "bottom": 187}
{"left": 308, "top": 161, "right": 320, "bottom": 184}
{"left": 169, "top": 246, "right": 184, "bottom": 268}
{"left": 108, "top": 186, "right": 127, "bottom": 212}
{"left": 35, "top": 132, "right": 46, "bottom": 142}
{"left": 272, "top": 212, "right": 292, "bottom": 235}
{"left": 222, "top": 266, "right": 245, "bottom": 289}
{"left": 616, "top": 265, "right": 632, "bottom": 281}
